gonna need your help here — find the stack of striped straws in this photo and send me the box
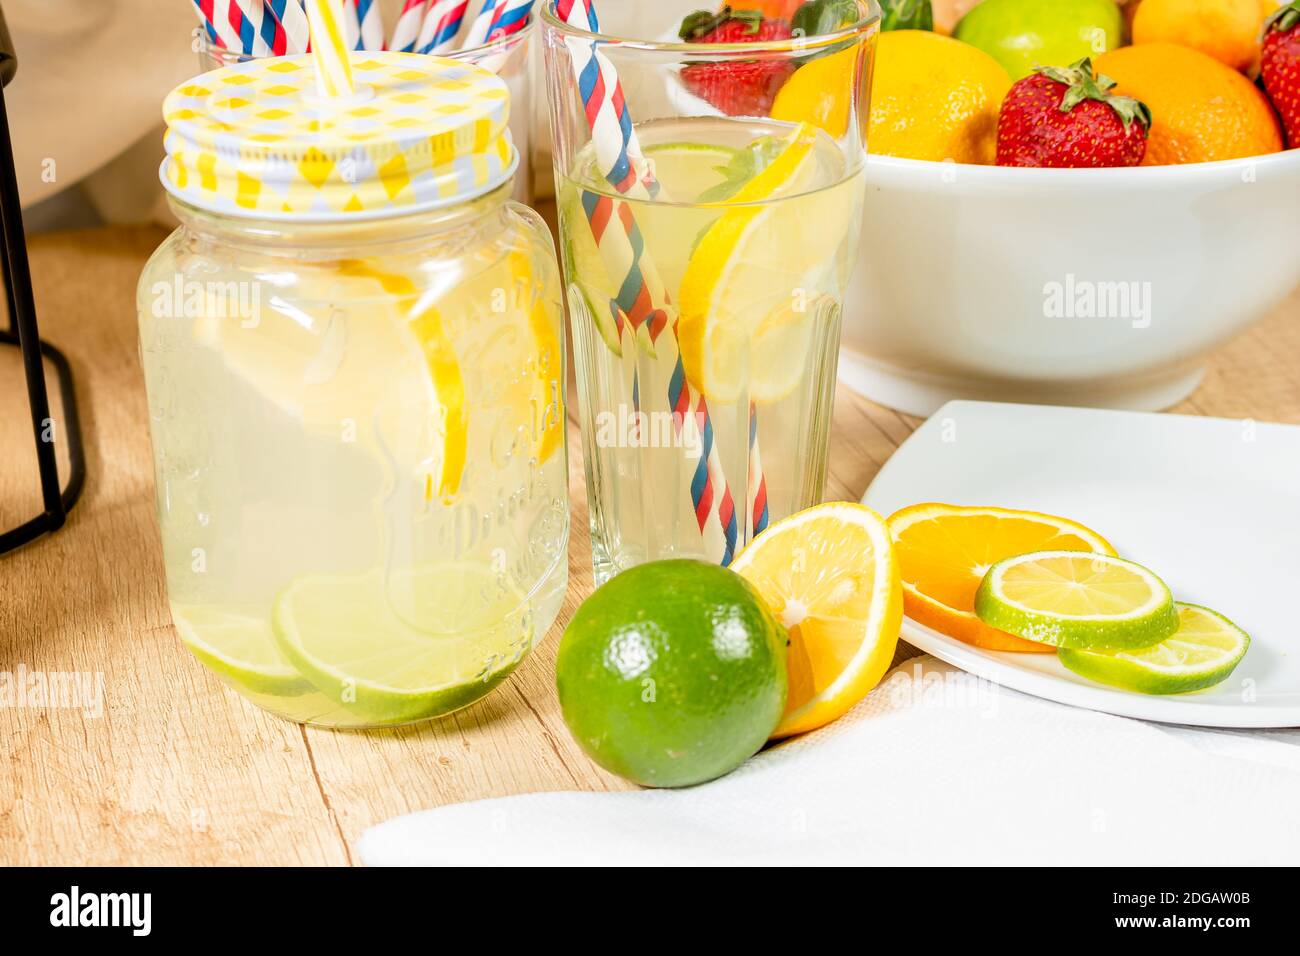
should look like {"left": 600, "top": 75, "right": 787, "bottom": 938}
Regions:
{"left": 189, "top": 0, "right": 536, "bottom": 55}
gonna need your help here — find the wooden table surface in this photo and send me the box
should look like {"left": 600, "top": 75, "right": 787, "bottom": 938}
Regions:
{"left": 2, "top": 225, "right": 1298, "bottom": 866}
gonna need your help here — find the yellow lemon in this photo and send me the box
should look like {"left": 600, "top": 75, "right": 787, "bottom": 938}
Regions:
{"left": 867, "top": 30, "right": 1012, "bottom": 164}
{"left": 771, "top": 47, "right": 859, "bottom": 139}
{"left": 732, "top": 502, "right": 903, "bottom": 738}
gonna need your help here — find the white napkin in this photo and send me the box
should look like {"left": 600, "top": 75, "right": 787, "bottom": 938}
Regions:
{"left": 359, "top": 657, "right": 1300, "bottom": 865}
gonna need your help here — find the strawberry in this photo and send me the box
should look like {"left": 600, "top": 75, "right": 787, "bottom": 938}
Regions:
{"left": 678, "top": 6, "right": 795, "bottom": 117}
{"left": 996, "top": 58, "right": 1152, "bottom": 168}
{"left": 1261, "top": 1, "right": 1300, "bottom": 149}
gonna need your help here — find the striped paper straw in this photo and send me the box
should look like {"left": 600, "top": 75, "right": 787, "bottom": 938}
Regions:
{"left": 559, "top": 0, "right": 740, "bottom": 563}
{"left": 416, "top": 0, "right": 469, "bottom": 53}
{"left": 238, "top": 0, "right": 280, "bottom": 54}
{"left": 305, "top": 0, "right": 356, "bottom": 96}
{"left": 464, "top": 0, "right": 532, "bottom": 46}
{"left": 388, "top": 0, "right": 428, "bottom": 51}
{"left": 189, "top": 1, "right": 230, "bottom": 48}
{"left": 194, "top": 0, "right": 246, "bottom": 51}
{"left": 460, "top": 0, "right": 501, "bottom": 46}
{"left": 342, "top": 0, "right": 362, "bottom": 49}
{"left": 266, "top": 0, "right": 311, "bottom": 53}
{"left": 748, "top": 405, "right": 769, "bottom": 537}
{"left": 207, "top": 0, "right": 272, "bottom": 55}
{"left": 355, "top": 0, "right": 385, "bottom": 49}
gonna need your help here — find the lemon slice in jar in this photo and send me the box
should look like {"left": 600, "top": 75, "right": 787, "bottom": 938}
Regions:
{"left": 191, "top": 260, "right": 468, "bottom": 500}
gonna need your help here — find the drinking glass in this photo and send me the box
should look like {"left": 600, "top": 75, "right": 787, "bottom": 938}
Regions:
{"left": 542, "top": 0, "right": 878, "bottom": 582}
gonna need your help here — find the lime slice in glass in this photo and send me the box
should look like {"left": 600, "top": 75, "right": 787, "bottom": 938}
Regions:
{"left": 1058, "top": 603, "right": 1250, "bottom": 695}
{"left": 172, "top": 604, "right": 312, "bottom": 697}
{"left": 974, "top": 550, "right": 1178, "bottom": 650}
{"left": 272, "top": 565, "right": 532, "bottom": 724}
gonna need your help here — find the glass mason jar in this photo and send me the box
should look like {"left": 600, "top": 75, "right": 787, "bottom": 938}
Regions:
{"left": 138, "top": 53, "right": 567, "bottom": 728}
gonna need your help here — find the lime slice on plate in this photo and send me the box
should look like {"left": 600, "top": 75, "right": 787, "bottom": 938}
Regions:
{"left": 172, "top": 604, "right": 312, "bottom": 697}
{"left": 272, "top": 564, "right": 532, "bottom": 724}
{"left": 974, "top": 550, "right": 1179, "bottom": 649}
{"left": 1058, "top": 603, "right": 1250, "bottom": 695}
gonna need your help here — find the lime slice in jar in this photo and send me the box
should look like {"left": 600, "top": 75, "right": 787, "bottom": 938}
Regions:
{"left": 172, "top": 604, "right": 312, "bottom": 697}
{"left": 271, "top": 564, "right": 533, "bottom": 724}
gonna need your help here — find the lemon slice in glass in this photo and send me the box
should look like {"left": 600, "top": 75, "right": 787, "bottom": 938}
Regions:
{"left": 272, "top": 564, "right": 532, "bottom": 724}
{"left": 974, "top": 550, "right": 1179, "bottom": 650}
{"left": 1058, "top": 603, "right": 1250, "bottom": 695}
{"left": 677, "top": 123, "right": 854, "bottom": 404}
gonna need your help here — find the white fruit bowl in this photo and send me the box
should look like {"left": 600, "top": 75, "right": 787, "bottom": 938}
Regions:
{"left": 839, "top": 149, "right": 1300, "bottom": 415}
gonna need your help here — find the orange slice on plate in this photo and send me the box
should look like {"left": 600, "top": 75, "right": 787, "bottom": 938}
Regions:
{"left": 886, "top": 503, "right": 1116, "bottom": 653}
{"left": 731, "top": 502, "right": 903, "bottom": 738}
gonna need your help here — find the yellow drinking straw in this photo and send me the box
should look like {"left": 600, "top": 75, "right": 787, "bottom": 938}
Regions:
{"left": 305, "top": 0, "right": 357, "bottom": 98}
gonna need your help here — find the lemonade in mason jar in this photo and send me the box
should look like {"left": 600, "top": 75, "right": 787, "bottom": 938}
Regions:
{"left": 543, "top": 1, "right": 875, "bottom": 581}
{"left": 137, "top": 52, "right": 567, "bottom": 727}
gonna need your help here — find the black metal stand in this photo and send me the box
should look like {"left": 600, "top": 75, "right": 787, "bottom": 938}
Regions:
{"left": 0, "top": 7, "right": 85, "bottom": 554}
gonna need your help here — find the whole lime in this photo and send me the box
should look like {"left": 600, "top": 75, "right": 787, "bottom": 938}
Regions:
{"left": 556, "top": 560, "right": 788, "bottom": 788}
{"left": 954, "top": 0, "right": 1123, "bottom": 79}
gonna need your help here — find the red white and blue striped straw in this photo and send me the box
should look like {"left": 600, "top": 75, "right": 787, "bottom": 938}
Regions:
{"left": 266, "top": 0, "right": 311, "bottom": 53}
{"left": 415, "top": 0, "right": 469, "bottom": 53}
{"left": 461, "top": 0, "right": 501, "bottom": 47}
{"left": 189, "top": 0, "right": 230, "bottom": 48}
{"left": 463, "top": 0, "right": 532, "bottom": 46}
{"left": 194, "top": 1, "right": 248, "bottom": 51}
{"left": 748, "top": 405, "right": 769, "bottom": 537}
{"left": 559, "top": 0, "right": 740, "bottom": 563}
{"left": 355, "top": 0, "right": 385, "bottom": 49}
{"left": 389, "top": 0, "right": 428, "bottom": 52}
{"left": 224, "top": 0, "right": 275, "bottom": 55}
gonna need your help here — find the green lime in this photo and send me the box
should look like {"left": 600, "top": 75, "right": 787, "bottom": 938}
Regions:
{"left": 974, "top": 550, "right": 1178, "bottom": 650}
{"left": 173, "top": 604, "right": 312, "bottom": 697}
{"left": 272, "top": 564, "right": 530, "bottom": 725}
{"left": 1059, "top": 603, "right": 1250, "bottom": 695}
{"left": 954, "top": 0, "right": 1123, "bottom": 80}
{"left": 556, "top": 559, "right": 788, "bottom": 788}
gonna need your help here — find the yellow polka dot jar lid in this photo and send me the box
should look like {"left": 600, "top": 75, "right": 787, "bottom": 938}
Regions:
{"left": 161, "top": 53, "right": 515, "bottom": 221}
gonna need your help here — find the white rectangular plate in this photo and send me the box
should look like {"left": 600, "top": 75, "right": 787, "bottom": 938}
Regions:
{"left": 862, "top": 401, "right": 1300, "bottom": 728}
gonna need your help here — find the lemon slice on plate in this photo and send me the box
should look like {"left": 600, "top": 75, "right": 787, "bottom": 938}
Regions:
{"left": 975, "top": 550, "right": 1180, "bottom": 650}
{"left": 272, "top": 564, "right": 533, "bottom": 724}
{"left": 1058, "top": 603, "right": 1250, "bottom": 695}
{"left": 731, "top": 502, "right": 903, "bottom": 738}
{"left": 678, "top": 123, "right": 854, "bottom": 404}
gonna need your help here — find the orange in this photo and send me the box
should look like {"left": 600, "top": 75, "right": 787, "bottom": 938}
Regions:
{"left": 887, "top": 503, "right": 1116, "bottom": 654}
{"left": 1132, "top": 0, "right": 1261, "bottom": 73}
{"left": 1096, "top": 43, "right": 1284, "bottom": 164}
{"left": 731, "top": 503, "right": 903, "bottom": 738}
